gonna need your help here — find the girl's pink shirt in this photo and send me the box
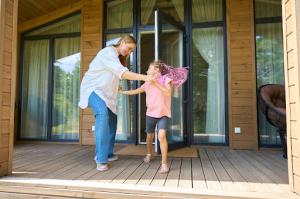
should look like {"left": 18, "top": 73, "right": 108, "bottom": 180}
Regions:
{"left": 140, "top": 77, "right": 172, "bottom": 118}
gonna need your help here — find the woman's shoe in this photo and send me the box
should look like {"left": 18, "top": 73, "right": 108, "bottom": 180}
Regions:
{"left": 108, "top": 155, "right": 119, "bottom": 162}
{"left": 159, "top": 163, "right": 169, "bottom": 174}
{"left": 96, "top": 163, "right": 109, "bottom": 171}
{"left": 143, "top": 154, "right": 152, "bottom": 163}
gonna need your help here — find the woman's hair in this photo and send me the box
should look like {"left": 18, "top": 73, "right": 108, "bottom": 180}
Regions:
{"left": 113, "top": 35, "right": 136, "bottom": 67}
{"left": 149, "top": 60, "right": 168, "bottom": 75}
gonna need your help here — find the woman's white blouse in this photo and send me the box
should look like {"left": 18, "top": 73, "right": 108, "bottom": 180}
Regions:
{"left": 78, "top": 46, "right": 128, "bottom": 114}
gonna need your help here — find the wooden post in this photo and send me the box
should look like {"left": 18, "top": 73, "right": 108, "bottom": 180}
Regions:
{"left": 0, "top": 0, "right": 18, "bottom": 176}
{"left": 227, "top": 0, "right": 258, "bottom": 150}
{"left": 282, "top": 0, "right": 300, "bottom": 195}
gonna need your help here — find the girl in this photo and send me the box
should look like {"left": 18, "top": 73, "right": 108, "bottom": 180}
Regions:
{"left": 79, "top": 35, "right": 154, "bottom": 172}
{"left": 120, "top": 60, "right": 188, "bottom": 174}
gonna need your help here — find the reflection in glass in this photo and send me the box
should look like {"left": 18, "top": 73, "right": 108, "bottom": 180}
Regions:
{"left": 256, "top": 23, "right": 284, "bottom": 145}
{"left": 52, "top": 37, "right": 80, "bottom": 140}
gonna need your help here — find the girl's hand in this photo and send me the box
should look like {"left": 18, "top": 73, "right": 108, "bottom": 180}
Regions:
{"left": 118, "top": 85, "right": 122, "bottom": 91}
{"left": 144, "top": 75, "right": 155, "bottom": 83}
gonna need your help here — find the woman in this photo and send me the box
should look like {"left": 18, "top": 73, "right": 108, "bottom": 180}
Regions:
{"left": 79, "top": 35, "right": 153, "bottom": 171}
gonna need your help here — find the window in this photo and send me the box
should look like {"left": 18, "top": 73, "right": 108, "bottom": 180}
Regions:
{"left": 20, "top": 13, "right": 81, "bottom": 141}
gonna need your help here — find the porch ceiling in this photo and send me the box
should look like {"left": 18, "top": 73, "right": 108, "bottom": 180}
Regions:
{"left": 18, "top": 0, "right": 81, "bottom": 23}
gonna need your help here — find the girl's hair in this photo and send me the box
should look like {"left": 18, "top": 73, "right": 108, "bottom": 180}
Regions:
{"left": 149, "top": 60, "right": 169, "bottom": 75}
{"left": 112, "top": 35, "right": 136, "bottom": 67}
{"left": 149, "top": 60, "right": 189, "bottom": 88}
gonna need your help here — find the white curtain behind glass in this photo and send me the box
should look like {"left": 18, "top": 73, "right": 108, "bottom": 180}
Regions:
{"left": 107, "top": 0, "right": 133, "bottom": 29}
{"left": 192, "top": 0, "right": 223, "bottom": 22}
{"left": 141, "top": 0, "right": 157, "bottom": 25}
{"left": 192, "top": 28, "right": 225, "bottom": 141}
{"left": 21, "top": 40, "right": 49, "bottom": 139}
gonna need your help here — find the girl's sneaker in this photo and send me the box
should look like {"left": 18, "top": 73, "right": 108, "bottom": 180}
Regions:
{"left": 159, "top": 163, "right": 169, "bottom": 174}
{"left": 143, "top": 154, "right": 152, "bottom": 163}
{"left": 96, "top": 163, "right": 109, "bottom": 171}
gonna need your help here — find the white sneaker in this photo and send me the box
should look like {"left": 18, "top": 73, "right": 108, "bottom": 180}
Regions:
{"left": 108, "top": 155, "right": 118, "bottom": 162}
{"left": 94, "top": 155, "right": 118, "bottom": 162}
{"left": 96, "top": 163, "right": 109, "bottom": 171}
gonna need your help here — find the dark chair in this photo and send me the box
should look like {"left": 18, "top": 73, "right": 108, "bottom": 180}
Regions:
{"left": 257, "top": 84, "right": 287, "bottom": 158}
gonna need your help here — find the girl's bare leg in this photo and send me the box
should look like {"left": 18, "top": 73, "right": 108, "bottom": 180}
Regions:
{"left": 144, "top": 133, "right": 154, "bottom": 163}
{"left": 158, "top": 129, "right": 168, "bottom": 164}
{"left": 146, "top": 133, "right": 154, "bottom": 155}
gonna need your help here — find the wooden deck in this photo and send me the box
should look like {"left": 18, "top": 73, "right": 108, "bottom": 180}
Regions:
{"left": 0, "top": 143, "right": 298, "bottom": 199}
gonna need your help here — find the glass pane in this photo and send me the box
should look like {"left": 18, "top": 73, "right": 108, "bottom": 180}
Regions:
{"left": 256, "top": 23, "right": 284, "bottom": 145}
{"left": 105, "top": 33, "right": 134, "bottom": 142}
{"left": 141, "top": 0, "right": 184, "bottom": 25}
{"left": 255, "top": 0, "right": 282, "bottom": 19}
{"left": 106, "top": 0, "right": 133, "bottom": 29}
{"left": 138, "top": 31, "right": 155, "bottom": 143}
{"left": 26, "top": 14, "right": 81, "bottom": 36}
{"left": 20, "top": 40, "right": 50, "bottom": 139}
{"left": 52, "top": 37, "right": 81, "bottom": 140}
{"left": 192, "top": 27, "right": 225, "bottom": 144}
{"left": 160, "top": 29, "right": 184, "bottom": 144}
{"left": 192, "top": 0, "right": 223, "bottom": 23}
{"left": 138, "top": 29, "right": 184, "bottom": 144}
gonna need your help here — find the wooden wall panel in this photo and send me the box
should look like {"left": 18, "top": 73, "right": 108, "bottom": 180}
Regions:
{"left": 227, "top": 0, "right": 258, "bottom": 149}
{"left": 80, "top": 0, "right": 103, "bottom": 145}
{"left": 282, "top": 0, "right": 300, "bottom": 195}
{"left": 0, "top": 0, "right": 17, "bottom": 176}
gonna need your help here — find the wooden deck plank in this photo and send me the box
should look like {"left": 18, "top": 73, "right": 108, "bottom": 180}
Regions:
{"left": 254, "top": 150, "right": 288, "bottom": 172}
{"left": 199, "top": 149, "right": 222, "bottom": 190}
{"left": 1, "top": 144, "right": 293, "bottom": 199}
{"left": 206, "top": 149, "right": 235, "bottom": 191}
{"left": 137, "top": 158, "right": 161, "bottom": 186}
{"left": 178, "top": 158, "right": 192, "bottom": 188}
{"left": 110, "top": 158, "right": 142, "bottom": 184}
{"left": 222, "top": 149, "right": 281, "bottom": 193}
{"left": 244, "top": 150, "right": 288, "bottom": 182}
{"left": 191, "top": 157, "right": 207, "bottom": 189}
{"left": 213, "top": 149, "right": 251, "bottom": 192}
{"left": 151, "top": 158, "right": 173, "bottom": 187}
{"left": 124, "top": 160, "right": 151, "bottom": 185}
{"left": 163, "top": 158, "right": 180, "bottom": 187}
{"left": 89, "top": 157, "right": 136, "bottom": 183}
{"left": 239, "top": 150, "right": 289, "bottom": 192}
